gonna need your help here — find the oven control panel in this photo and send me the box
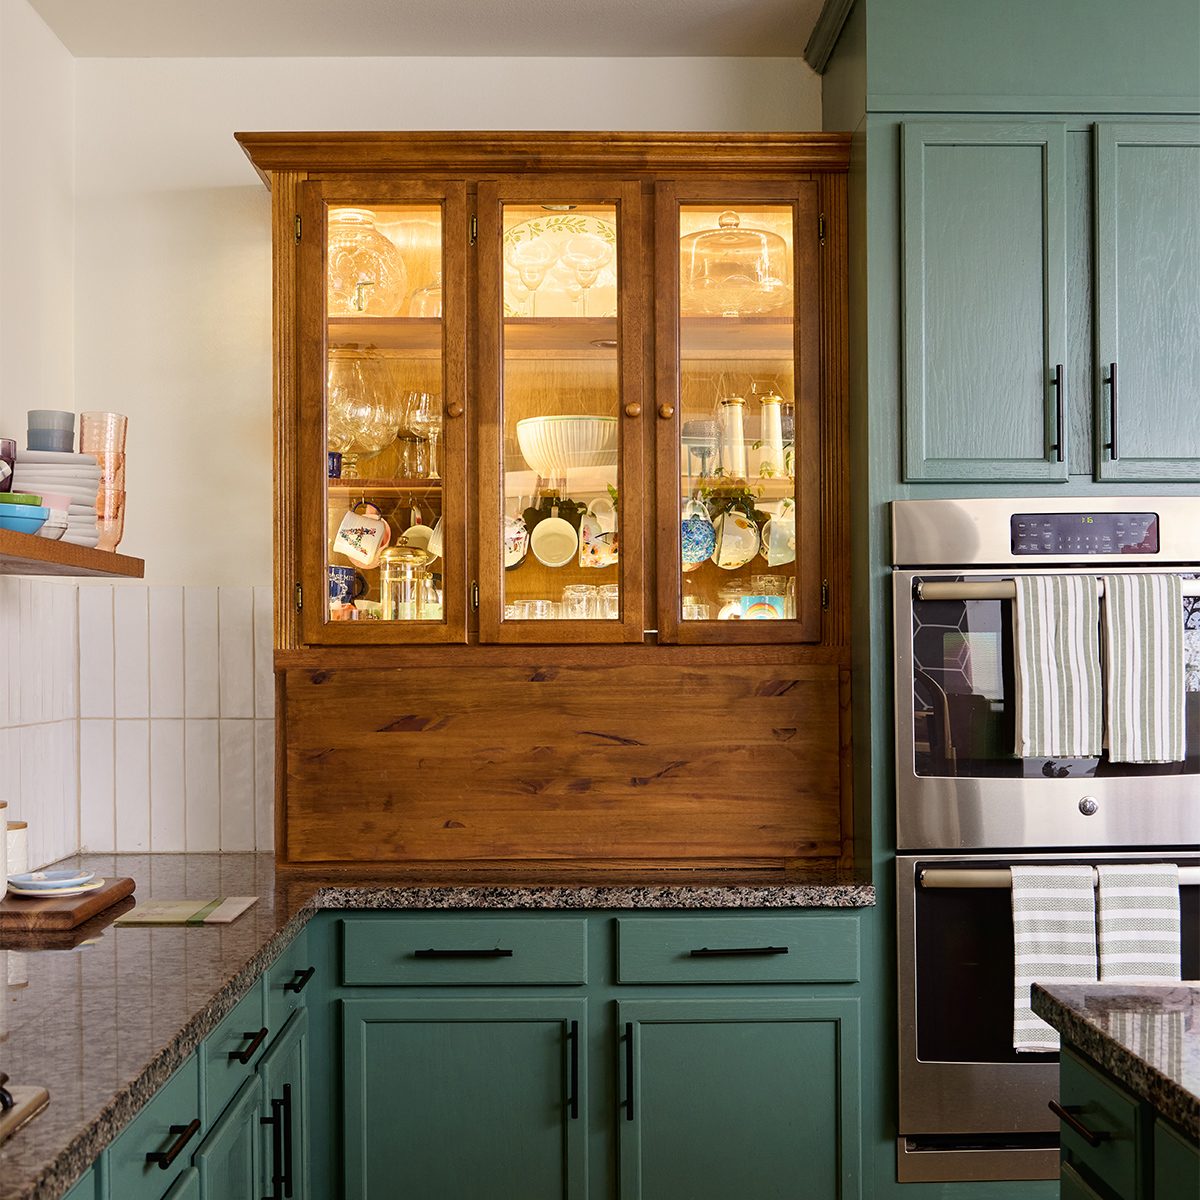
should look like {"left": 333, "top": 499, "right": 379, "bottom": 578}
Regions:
{"left": 1011, "top": 512, "right": 1160, "bottom": 556}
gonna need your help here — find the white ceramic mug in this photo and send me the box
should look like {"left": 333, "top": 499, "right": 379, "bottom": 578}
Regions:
{"left": 578, "top": 513, "right": 618, "bottom": 567}
{"left": 530, "top": 516, "right": 578, "bottom": 568}
{"left": 334, "top": 502, "right": 391, "bottom": 570}
{"left": 711, "top": 511, "right": 759, "bottom": 570}
{"left": 586, "top": 494, "right": 617, "bottom": 534}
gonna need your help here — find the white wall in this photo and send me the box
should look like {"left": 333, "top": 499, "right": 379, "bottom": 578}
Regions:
{"left": 73, "top": 54, "right": 821, "bottom": 586}
{"left": 0, "top": 0, "right": 75, "bottom": 434}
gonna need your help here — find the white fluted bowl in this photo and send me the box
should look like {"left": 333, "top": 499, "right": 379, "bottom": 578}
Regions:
{"left": 515, "top": 416, "right": 617, "bottom": 478}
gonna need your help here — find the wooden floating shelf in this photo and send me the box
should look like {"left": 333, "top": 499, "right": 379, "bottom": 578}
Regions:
{"left": 0, "top": 530, "right": 144, "bottom": 579}
{"left": 329, "top": 315, "right": 794, "bottom": 358}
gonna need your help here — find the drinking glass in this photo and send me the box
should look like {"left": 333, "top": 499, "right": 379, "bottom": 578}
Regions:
{"left": 504, "top": 238, "right": 555, "bottom": 315}
{"left": 562, "top": 584, "right": 598, "bottom": 619}
{"left": 561, "top": 234, "right": 614, "bottom": 316}
{"left": 408, "top": 391, "right": 442, "bottom": 481}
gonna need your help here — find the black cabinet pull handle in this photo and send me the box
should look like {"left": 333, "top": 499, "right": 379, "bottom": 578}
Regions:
{"left": 284, "top": 966, "right": 315, "bottom": 994}
{"left": 281, "top": 1083, "right": 294, "bottom": 1198}
{"left": 689, "top": 946, "right": 789, "bottom": 957}
{"left": 146, "top": 1118, "right": 201, "bottom": 1169}
{"left": 623, "top": 1022, "right": 635, "bottom": 1123}
{"left": 1048, "top": 1100, "right": 1109, "bottom": 1148}
{"left": 230, "top": 1026, "right": 269, "bottom": 1064}
{"left": 1051, "top": 363, "right": 1065, "bottom": 463}
{"left": 1105, "top": 361, "right": 1118, "bottom": 460}
{"left": 412, "top": 948, "right": 514, "bottom": 959}
{"left": 566, "top": 1021, "right": 580, "bottom": 1120}
{"left": 260, "top": 1098, "right": 284, "bottom": 1199}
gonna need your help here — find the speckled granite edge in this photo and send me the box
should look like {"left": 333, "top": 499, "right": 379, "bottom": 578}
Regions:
{"left": 311, "top": 881, "right": 876, "bottom": 909}
{"left": 25, "top": 905, "right": 320, "bottom": 1200}
{"left": 1032, "top": 983, "right": 1200, "bottom": 1141}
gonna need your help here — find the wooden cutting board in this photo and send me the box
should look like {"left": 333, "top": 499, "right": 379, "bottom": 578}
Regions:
{"left": 0, "top": 876, "right": 135, "bottom": 929}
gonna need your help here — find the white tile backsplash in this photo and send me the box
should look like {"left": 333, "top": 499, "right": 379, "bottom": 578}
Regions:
{"left": 0, "top": 582, "right": 274, "bottom": 864}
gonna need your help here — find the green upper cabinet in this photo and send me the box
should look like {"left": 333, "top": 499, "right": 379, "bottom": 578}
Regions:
{"left": 1093, "top": 123, "right": 1200, "bottom": 481}
{"left": 901, "top": 121, "right": 1068, "bottom": 482}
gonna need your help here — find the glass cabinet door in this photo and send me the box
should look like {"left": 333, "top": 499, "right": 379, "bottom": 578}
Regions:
{"left": 655, "top": 183, "right": 822, "bottom": 643}
{"left": 297, "top": 182, "right": 468, "bottom": 643}
{"left": 477, "top": 181, "right": 645, "bottom": 643}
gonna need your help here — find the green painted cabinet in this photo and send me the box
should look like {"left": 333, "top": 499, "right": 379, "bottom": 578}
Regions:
{"left": 617, "top": 998, "right": 861, "bottom": 1200}
{"left": 192, "top": 1075, "right": 262, "bottom": 1200}
{"left": 342, "top": 996, "right": 588, "bottom": 1199}
{"left": 1153, "top": 1117, "right": 1200, "bottom": 1199}
{"left": 60, "top": 1166, "right": 98, "bottom": 1200}
{"left": 902, "top": 119, "right": 1200, "bottom": 484}
{"left": 162, "top": 1169, "right": 200, "bottom": 1200}
{"left": 1093, "top": 123, "right": 1200, "bottom": 481}
{"left": 258, "top": 1008, "right": 311, "bottom": 1200}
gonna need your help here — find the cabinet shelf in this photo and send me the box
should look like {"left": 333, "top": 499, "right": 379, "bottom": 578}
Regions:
{"left": 329, "top": 477, "right": 443, "bottom": 496}
{"left": 0, "top": 530, "right": 144, "bottom": 579}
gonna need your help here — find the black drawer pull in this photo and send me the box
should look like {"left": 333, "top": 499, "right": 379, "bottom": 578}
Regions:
{"left": 281, "top": 1083, "right": 294, "bottom": 1198}
{"left": 261, "top": 1099, "right": 284, "bottom": 1199}
{"left": 146, "top": 1118, "right": 201, "bottom": 1169}
{"left": 1048, "top": 1100, "right": 1110, "bottom": 1148}
{"left": 230, "top": 1026, "right": 269, "bottom": 1064}
{"left": 283, "top": 966, "right": 316, "bottom": 994}
{"left": 1051, "top": 363, "right": 1065, "bottom": 463}
{"left": 623, "top": 1022, "right": 635, "bottom": 1123}
{"left": 412, "top": 948, "right": 514, "bottom": 959}
{"left": 1105, "top": 361, "right": 1119, "bottom": 460}
{"left": 566, "top": 1021, "right": 580, "bottom": 1121}
{"left": 689, "top": 946, "right": 789, "bottom": 957}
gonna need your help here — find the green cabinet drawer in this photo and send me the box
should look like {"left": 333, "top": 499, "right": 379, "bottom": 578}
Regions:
{"left": 1155, "top": 1118, "right": 1200, "bottom": 1199}
{"left": 616, "top": 916, "right": 859, "bottom": 984}
{"left": 1061, "top": 1161, "right": 1107, "bottom": 1200}
{"left": 162, "top": 1168, "right": 200, "bottom": 1200}
{"left": 341, "top": 916, "right": 587, "bottom": 986}
{"left": 201, "top": 985, "right": 268, "bottom": 1123}
{"left": 60, "top": 1166, "right": 97, "bottom": 1200}
{"left": 265, "top": 924, "right": 314, "bottom": 1033}
{"left": 1059, "top": 1049, "right": 1141, "bottom": 1200}
{"left": 107, "top": 1054, "right": 202, "bottom": 1200}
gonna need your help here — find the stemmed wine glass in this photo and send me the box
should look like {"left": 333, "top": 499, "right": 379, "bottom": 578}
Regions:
{"left": 504, "top": 237, "right": 555, "bottom": 316}
{"left": 408, "top": 391, "right": 443, "bottom": 481}
{"left": 561, "top": 234, "right": 614, "bottom": 316}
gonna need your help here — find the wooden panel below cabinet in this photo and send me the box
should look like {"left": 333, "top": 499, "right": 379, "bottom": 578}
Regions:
{"left": 281, "top": 662, "right": 848, "bottom": 866}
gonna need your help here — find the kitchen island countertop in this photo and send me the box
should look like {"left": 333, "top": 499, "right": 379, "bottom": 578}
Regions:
{"left": 0, "top": 852, "right": 873, "bottom": 1200}
{"left": 1032, "top": 981, "right": 1200, "bottom": 1141}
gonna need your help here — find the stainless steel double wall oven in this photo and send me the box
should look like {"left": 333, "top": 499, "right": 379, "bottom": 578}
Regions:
{"left": 891, "top": 497, "right": 1200, "bottom": 1183}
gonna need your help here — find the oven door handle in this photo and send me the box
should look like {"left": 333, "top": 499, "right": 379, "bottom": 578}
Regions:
{"left": 920, "top": 866, "right": 1200, "bottom": 889}
{"left": 916, "top": 579, "right": 1200, "bottom": 601}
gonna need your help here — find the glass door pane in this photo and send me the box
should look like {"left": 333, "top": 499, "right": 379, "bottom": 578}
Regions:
{"left": 660, "top": 190, "right": 821, "bottom": 643}
{"left": 487, "top": 197, "right": 643, "bottom": 637}
{"left": 325, "top": 204, "right": 446, "bottom": 625}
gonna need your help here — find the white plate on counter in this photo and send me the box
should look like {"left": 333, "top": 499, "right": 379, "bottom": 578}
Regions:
{"left": 5, "top": 877, "right": 106, "bottom": 899}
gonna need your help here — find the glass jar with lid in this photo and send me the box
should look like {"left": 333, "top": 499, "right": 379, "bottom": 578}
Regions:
{"left": 327, "top": 208, "right": 409, "bottom": 316}
{"left": 679, "top": 210, "right": 791, "bottom": 317}
{"left": 380, "top": 544, "right": 433, "bottom": 621}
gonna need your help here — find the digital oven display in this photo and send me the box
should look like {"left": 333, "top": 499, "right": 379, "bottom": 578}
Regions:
{"left": 1011, "top": 512, "right": 1160, "bottom": 555}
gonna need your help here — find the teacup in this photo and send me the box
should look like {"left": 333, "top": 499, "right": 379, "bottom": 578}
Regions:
{"left": 579, "top": 513, "right": 618, "bottom": 567}
{"left": 334, "top": 502, "right": 391, "bottom": 570}
{"left": 503, "top": 514, "right": 529, "bottom": 570}
{"left": 711, "top": 511, "right": 759, "bottom": 570}
{"left": 530, "top": 516, "right": 578, "bottom": 568}
{"left": 681, "top": 499, "right": 715, "bottom": 565}
{"left": 760, "top": 511, "right": 796, "bottom": 566}
{"left": 587, "top": 494, "right": 617, "bottom": 534}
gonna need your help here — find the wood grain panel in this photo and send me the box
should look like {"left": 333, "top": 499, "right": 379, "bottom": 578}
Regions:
{"left": 282, "top": 664, "right": 844, "bottom": 864}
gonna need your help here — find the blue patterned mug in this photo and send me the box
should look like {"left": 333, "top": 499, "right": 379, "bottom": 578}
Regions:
{"left": 681, "top": 499, "right": 715, "bottom": 564}
{"left": 328, "top": 565, "right": 368, "bottom": 608}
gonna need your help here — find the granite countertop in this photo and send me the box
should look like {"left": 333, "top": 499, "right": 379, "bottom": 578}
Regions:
{"left": 0, "top": 852, "right": 874, "bottom": 1200}
{"left": 1032, "top": 981, "right": 1200, "bottom": 1140}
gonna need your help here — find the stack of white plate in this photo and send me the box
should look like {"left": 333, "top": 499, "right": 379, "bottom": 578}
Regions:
{"left": 12, "top": 450, "right": 101, "bottom": 547}
{"left": 5, "top": 868, "right": 103, "bottom": 898}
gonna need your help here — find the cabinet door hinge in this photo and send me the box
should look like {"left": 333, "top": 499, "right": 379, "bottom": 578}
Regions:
{"left": 470, "top": 214, "right": 478, "bottom": 246}
{"left": 471, "top": 581, "right": 479, "bottom": 610}
{"left": 821, "top": 579, "right": 830, "bottom": 610}
{"left": 818, "top": 213, "right": 826, "bottom": 246}
{"left": 294, "top": 214, "right": 302, "bottom": 243}
{"left": 295, "top": 583, "right": 303, "bottom": 611}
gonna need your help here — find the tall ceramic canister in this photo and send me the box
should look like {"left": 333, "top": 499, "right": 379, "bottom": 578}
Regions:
{"left": 718, "top": 394, "right": 747, "bottom": 478}
{"left": 7, "top": 821, "right": 27, "bottom": 876}
{"left": 758, "top": 391, "right": 785, "bottom": 475}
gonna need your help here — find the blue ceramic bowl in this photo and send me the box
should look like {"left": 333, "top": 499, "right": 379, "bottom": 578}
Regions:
{"left": 0, "top": 503, "right": 48, "bottom": 534}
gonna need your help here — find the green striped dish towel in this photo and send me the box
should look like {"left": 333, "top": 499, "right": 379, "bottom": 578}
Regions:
{"left": 1011, "top": 865, "right": 1098, "bottom": 1051}
{"left": 1097, "top": 863, "right": 1182, "bottom": 982}
{"left": 1013, "top": 576, "right": 1103, "bottom": 758}
{"left": 1101, "top": 574, "right": 1186, "bottom": 763}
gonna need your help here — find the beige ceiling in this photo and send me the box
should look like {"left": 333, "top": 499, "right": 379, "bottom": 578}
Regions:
{"left": 28, "top": 0, "right": 827, "bottom": 57}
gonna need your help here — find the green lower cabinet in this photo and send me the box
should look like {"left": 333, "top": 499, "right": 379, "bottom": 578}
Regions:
{"left": 617, "top": 998, "right": 861, "bottom": 1200}
{"left": 258, "top": 1007, "right": 311, "bottom": 1200}
{"left": 60, "top": 1166, "right": 98, "bottom": 1200}
{"left": 1154, "top": 1118, "right": 1200, "bottom": 1199}
{"left": 162, "top": 1168, "right": 201, "bottom": 1200}
{"left": 192, "top": 1075, "right": 262, "bottom": 1200}
{"left": 342, "top": 997, "right": 588, "bottom": 1200}
{"left": 1061, "top": 1161, "right": 1108, "bottom": 1200}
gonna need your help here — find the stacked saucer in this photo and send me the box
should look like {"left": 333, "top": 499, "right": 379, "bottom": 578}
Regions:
{"left": 6, "top": 868, "right": 103, "bottom": 898}
{"left": 11, "top": 450, "right": 101, "bottom": 547}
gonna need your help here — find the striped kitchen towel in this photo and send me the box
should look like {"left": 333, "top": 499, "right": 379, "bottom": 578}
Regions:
{"left": 1013, "top": 576, "right": 1103, "bottom": 758}
{"left": 1011, "top": 864, "right": 1099, "bottom": 1051}
{"left": 1096, "top": 863, "right": 1182, "bottom": 982}
{"left": 1104, "top": 1007, "right": 1185, "bottom": 1079}
{"left": 1101, "top": 574, "right": 1186, "bottom": 762}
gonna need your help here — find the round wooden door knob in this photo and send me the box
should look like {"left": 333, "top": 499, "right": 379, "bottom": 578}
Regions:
{"left": 445, "top": 401, "right": 464, "bottom": 419}
{"left": 624, "top": 402, "right": 642, "bottom": 418}
{"left": 658, "top": 403, "right": 675, "bottom": 420}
